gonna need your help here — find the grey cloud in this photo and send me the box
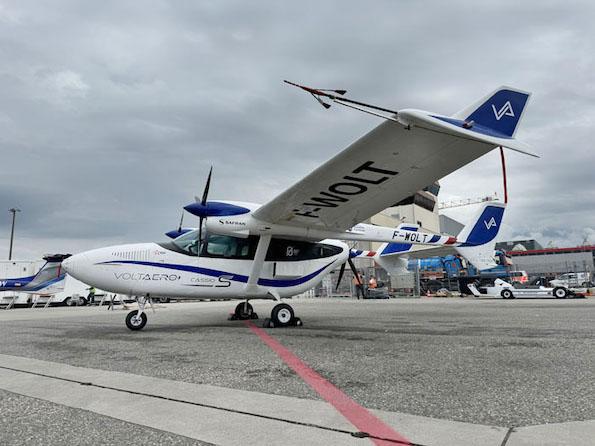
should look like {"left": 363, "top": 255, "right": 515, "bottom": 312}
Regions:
{"left": 1, "top": 0, "right": 594, "bottom": 258}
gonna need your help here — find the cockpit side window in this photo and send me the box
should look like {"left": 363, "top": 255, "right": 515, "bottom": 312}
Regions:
{"left": 202, "top": 235, "right": 258, "bottom": 259}
{"left": 160, "top": 230, "right": 259, "bottom": 259}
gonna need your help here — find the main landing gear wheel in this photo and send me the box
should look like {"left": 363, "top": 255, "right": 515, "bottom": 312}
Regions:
{"left": 126, "top": 311, "right": 147, "bottom": 330}
{"left": 553, "top": 287, "right": 568, "bottom": 299}
{"left": 232, "top": 302, "right": 258, "bottom": 320}
{"left": 270, "top": 303, "right": 301, "bottom": 327}
{"left": 501, "top": 289, "right": 514, "bottom": 299}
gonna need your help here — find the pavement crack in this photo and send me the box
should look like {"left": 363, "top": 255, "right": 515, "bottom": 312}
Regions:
{"left": 0, "top": 364, "right": 424, "bottom": 446}
{"left": 499, "top": 426, "right": 515, "bottom": 446}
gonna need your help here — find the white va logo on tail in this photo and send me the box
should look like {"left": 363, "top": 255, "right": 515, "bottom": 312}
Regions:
{"left": 484, "top": 217, "right": 497, "bottom": 230}
{"left": 491, "top": 101, "right": 515, "bottom": 121}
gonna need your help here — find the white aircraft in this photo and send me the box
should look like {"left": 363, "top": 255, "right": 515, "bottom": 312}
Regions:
{"left": 62, "top": 82, "right": 534, "bottom": 330}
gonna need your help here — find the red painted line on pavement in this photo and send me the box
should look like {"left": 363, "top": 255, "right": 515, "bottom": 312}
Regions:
{"left": 245, "top": 321, "right": 411, "bottom": 445}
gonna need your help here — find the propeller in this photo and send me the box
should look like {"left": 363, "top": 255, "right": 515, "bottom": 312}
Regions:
{"left": 335, "top": 256, "right": 365, "bottom": 296}
{"left": 196, "top": 166, "right": 213, "bottom": 247}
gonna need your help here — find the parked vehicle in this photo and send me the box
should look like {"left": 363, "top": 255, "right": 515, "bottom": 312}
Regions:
{"left": 476, "top": 278, "right": 572, "bottom": 299}
{"left": 364, "top": 287, "right": 390, "bottom": 299}
{"left": 409, "top": 251, "right": 527, "bottom": 293}
{"left": 550, "top": 272, "right": 593, "bottom": 288}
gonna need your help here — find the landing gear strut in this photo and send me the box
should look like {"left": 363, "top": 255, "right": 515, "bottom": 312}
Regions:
{"left": 263, "top": 303, "right": 303, "bottom": 328}
{"left": 229, "top": 301, "right": 259, "bottom": 321}
{"left": 125, "top": 295, "right": 152, "bottom": 331}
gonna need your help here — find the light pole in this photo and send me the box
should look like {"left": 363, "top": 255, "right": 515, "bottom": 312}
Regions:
{"left": 8, "top": 208, "right": 20, "bottom": 260}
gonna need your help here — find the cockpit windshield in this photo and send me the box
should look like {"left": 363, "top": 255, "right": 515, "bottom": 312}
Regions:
{"left": 172, "top": 230, "right": 201, "bottom": 256}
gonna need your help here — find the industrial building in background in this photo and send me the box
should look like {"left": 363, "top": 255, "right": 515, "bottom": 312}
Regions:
{"left": 506, "top": 244, "right": 595, "bottom": 280}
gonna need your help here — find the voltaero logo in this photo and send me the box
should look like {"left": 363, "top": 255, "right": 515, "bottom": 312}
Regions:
{"left": 484, "top": 217, "right": 497, "bottom": 230}
{"left": 491, "top": 101, "right": 514, "bottom": 121}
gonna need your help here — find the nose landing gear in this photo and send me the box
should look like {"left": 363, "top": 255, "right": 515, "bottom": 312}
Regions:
{"left": 126, "top": 311, "right": 147, "bottom": 330}
{"left": 125, "top": 295, "right": 153, "bottom": 331}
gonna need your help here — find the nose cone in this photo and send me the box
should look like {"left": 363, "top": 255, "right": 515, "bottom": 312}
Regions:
{"left": 61, "top": 252, "right": 89, "bottom": 280}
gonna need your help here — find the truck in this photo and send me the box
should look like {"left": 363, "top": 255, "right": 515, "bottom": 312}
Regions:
{"left": 408, "top": 251, "right": 528, "bottom": 293}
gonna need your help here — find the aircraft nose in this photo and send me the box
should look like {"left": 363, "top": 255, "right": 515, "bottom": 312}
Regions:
{"left": 61, "top": 252, "right": 88, "bottom": 278}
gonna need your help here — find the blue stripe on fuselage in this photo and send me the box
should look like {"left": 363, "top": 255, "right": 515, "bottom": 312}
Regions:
{"left": 97, "top": 260, "right": 334, "bottom": 288}
{"left": 0, "top": 275, "right": 35, "bottom": 289}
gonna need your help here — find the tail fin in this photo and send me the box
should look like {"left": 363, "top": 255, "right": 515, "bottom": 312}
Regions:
{"left": 455, "top": 202, "right": 505, "bottom": 270}
{"left": 26, "top": 254, "right": 71, "bottom": 292}
{"left": 453, "top": 86, "right": 530, "bottom": 138}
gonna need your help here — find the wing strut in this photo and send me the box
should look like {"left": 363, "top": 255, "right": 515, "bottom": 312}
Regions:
{"left": 245, "top": 234, "right": 272, "bottom": 295}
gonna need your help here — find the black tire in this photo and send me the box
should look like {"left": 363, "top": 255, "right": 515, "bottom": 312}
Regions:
{"left": 125, "top": 311, "right": 147, "bottom": 330}
{"left": 553, "top": 287, "right": 568, "bottom": 299}
{"left": 64, "top": 297, "right": 72, "bottom": 306}
{"left": 501, "top": 289, "right": 514, "bottom": 299}
{"left": 158, "top": 297, "right": 171, "bottom": 303}
{"left": 234, "top": 302, "right": 254, "bottom": 320}
{"left": 271, "top": 303, "right": 294, "bottom": 327}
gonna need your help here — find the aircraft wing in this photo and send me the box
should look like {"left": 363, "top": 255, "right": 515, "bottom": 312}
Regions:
{"left": 253, "top": 117, "right": 490, "bottom": 231}
{"left": 253, "top": 86, "right": 531, "bottom": 233}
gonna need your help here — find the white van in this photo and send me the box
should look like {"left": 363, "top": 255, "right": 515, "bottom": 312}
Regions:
{"left": 550, "top": 272, "right": 593, "bottom": 288}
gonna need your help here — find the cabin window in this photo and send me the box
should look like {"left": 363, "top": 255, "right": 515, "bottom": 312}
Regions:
{"left": 266, "top": 239, "right": 343, "bottom": 261}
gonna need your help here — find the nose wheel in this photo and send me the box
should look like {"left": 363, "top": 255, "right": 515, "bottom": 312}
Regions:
{"left": 125, "top": 295, "right": 152, "bottom": 331}
{"left": 126, "top": 311, "right": 147, "bottom": 330}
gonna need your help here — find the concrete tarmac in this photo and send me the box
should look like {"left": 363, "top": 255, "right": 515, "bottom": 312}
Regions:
{"left": 0, "top": 297, "right": 593, "bottom": 445}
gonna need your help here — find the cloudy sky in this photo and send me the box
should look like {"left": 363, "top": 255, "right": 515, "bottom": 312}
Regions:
{"left": 1, "top": 0, "right": 594, "bottom": 259}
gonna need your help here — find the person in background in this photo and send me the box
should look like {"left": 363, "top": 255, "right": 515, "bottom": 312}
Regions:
{"left": 368, "top": 276, "right": 378, "bottom": 290}
{"left": 353, "top": 272, "right": 365, "bottom": 299}
{"left": 86, "top": 286, "right": 96, "bottom": 305}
